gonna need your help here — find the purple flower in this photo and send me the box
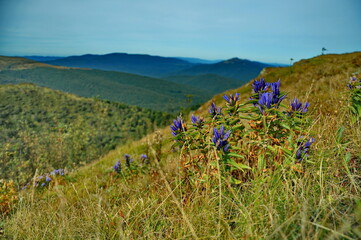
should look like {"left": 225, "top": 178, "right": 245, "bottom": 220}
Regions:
{"left": 256, "top": 80, "right": 287, "bottom": 114}
{"left": 51, "top": 169, "right": 65, "bottom": 176}
{"left": 290, "top": 98, "right": 309, "bottom": 113}
{"left": 257, "top": 92, "right": 273, "bottom": 113}
{"left": 191, "top": 115, "right": 204, "bottom": 128}
{"left": 45, "top": 176, "right": 52, "bottom": 182}
{"left": 140, "top": 154, "right": 149, "bottom": 164}
{"left": 113, "top": 163, "right": 121, "bottom": 172}
{"left": 113, "top": 159, "right": 121, "bottom": 173}
{"left": 170, "top": 116, "right": 187, "bottom": 136}
{"left": 212, "top": 125, "right": 231, "bottom": 152}
{"left": 348, "top": 76, "right": 361, "bottom": 89}
{"left": 208, "top": 102, "right": 222, "bottom": 117}
{"left": 41, "top": 183, "right": 46, "bottom": 187}
{"left": 296, "top": 138, "right": 315, "bottom": 161}
{"left": 252, "top": 78, "right": 269, "bottom": 93}
{"left": 223, "top": 93, "right": 240, "bottom": 106}
{"left": 269, "top": 80, "right": 287, "bottom": 104}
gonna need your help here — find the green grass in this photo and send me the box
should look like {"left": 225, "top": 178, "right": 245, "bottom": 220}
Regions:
{"left": 2, "top": 52, "right": 361, "bottom": 239}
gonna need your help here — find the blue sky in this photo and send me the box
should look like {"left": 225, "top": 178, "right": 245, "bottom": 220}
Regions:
{"left": 0, "top": 0, "right": 360, "bottom": 63}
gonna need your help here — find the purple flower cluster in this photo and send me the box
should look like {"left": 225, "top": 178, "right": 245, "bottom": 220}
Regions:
{"left": 223, "top": 93, "right": 240, "bottom": 106}
{"left": 208, "top": 102, "right": 222, "bottom": 117}
{"left": 252, "top": 78, "right": 269, "bottom": 94}
{"left": 191, "top": 115, "right": 204, "bottom": 128}
{"left": 170, "top": 116, "right": 187, "bottom": 136}
{"left": 113, "top": 159, "right": 121, "bottom": 173}
{"left": 290, "top": 98, "right": 310, "bottom": 113}
{"left": 50, "top": 169, "right": 65, "bottom": 176}
{"left": 212, "top": 125, "right": 231, "bottom": 152}
{"left": 296, "top": 138, "right": 315, "bottom": 161}
{"left": 256, "top": 80, "right": 287, "bottom": 114}
{"left": 32, "top": 169, "right": 66, "bottom": 188}
{"left": 348, "top": 76, "right": 361, "bottom": 89}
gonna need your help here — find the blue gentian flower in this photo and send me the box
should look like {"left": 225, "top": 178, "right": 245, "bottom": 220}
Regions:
{"left": 170, "top": 116, "right": 187, "bottom": 136}
{"left": 223, "top": 93, "right": 240, "bottom": 106}
{"left": 113, "top": 159, "right": 121, "bottom": 173}
{"left": 51, "top": 169, "right": 65, "bottom": 176}
{"left": 269, "top": 80, "right": 287, "bottom": 104}
{"left": 256, "top": 80, "right": 287, "bottom": 114}
{"left": 191, "top": 115, "right": 204, "bottom": 128}
{"left": 45, "top": 176, "right": 51, "bottom": 182}
{"left": 252, "top": 78, "right": 269, "bottom": 93}
{"left": 296, "top": 138, "right": 315, "bottom": 161}
{"left": 41, "top": 183, "right": 46, "bottom": 187}
{"left": 290, "top": 98, "right": 309, "bottom": 113}
{"left": 212, "top": 125, "right": 231, "bottom": 152}
{"left": 257, "top": 92, "right": 273, "bottom": 113}
{"left": 348, "top": 76, "right": 361, "bottom": 89}
{"left": 208, "top": 102, "right": 222, "bottom": 117}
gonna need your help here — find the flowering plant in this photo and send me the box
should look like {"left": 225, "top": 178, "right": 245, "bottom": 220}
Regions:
{"left": 170, "top": 78, "right": 314, "bottom": 188}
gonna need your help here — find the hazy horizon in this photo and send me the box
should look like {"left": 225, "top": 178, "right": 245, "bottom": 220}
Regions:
{"left": 1, "top": 0, "right": 360, "bottom": 64}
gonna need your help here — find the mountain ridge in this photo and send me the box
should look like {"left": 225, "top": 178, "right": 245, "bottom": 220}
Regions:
{"left": 0, "top": 56, "right": 211, "bottom": 113}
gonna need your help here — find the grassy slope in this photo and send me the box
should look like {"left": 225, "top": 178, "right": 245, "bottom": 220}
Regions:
{"left": 0, "top": 56, "right": 211, "bottom": 113}
{"left": 4, "top": 53, "right": 361, "bottom": 239}
{"left": 0, "top": 83, "right": 172, "bottom": 184}
{"left": 162, "top": 74, "right": 240, "bottom": 94}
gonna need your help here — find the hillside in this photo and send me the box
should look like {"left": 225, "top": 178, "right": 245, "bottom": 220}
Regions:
{"left": 2, "top": 52, "right": 361, "bottom": 239}
{"left": 195, "top": 52, "right": 361, "bottom": 116}
{"left": 0, "top": 56, "right": 211, "bottom": 113}
{"left": 0, "top": 83, "right": 172, "bottom": 184}
{"left": 0, "top": 56, "right": 68, "bottom": 70}
{"left": 174, "top": 57, "right": 271, "bottom": 83}
{"left": 43, "top": 53, "right": 195, "bottom": 78}
{"left": 163, "top": 74, "right": 240, "bottom": 94}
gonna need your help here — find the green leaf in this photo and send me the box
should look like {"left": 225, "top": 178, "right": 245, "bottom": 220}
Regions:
{"left": 280, "top": 122, "right": 291, "bottom": 130}
{"left": 336, "top": 126, "right": 345, "bottom": 144}
{"left": 227, "top": 152, "right": 245, "bottom": 159}
{"left": 258, "top": 154, "right": 265, "bottom": 171}
{"left": 228, "top": 159, "right": 251, "bottom": 170}
{"left": 229, "top": 177, "right": 243, "bottom": 185}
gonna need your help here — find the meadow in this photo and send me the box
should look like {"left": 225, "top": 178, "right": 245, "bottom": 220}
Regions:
{"left": 1, "top": 52, "right": 360, "bottom": 239}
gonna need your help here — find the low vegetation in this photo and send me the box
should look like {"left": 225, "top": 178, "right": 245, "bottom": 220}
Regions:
{"left": 1, "top": 53, "right": 360, "bottom": 239}
{"left": 0, "top": 83, "right": 172, "bottom": 184}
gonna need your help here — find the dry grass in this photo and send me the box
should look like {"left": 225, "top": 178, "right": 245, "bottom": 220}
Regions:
{"left": 2, "top": 52, "right": 361, "bottom": 239}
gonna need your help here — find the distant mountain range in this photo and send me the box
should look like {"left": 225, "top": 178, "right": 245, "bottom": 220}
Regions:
{"left": 173, "top": 58, "right": 271, "bottom": 83}
{"left": 43, "top": 53, "right": 195, "bottom": 78}
{"left": 40, "top": 53, "right": 272, "bottom": 85}
{"left": 175, "top": 57, "right": 222, "bottom": 64}
{"left": 0, "top": 56, "right": 210, "bottom": 113}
